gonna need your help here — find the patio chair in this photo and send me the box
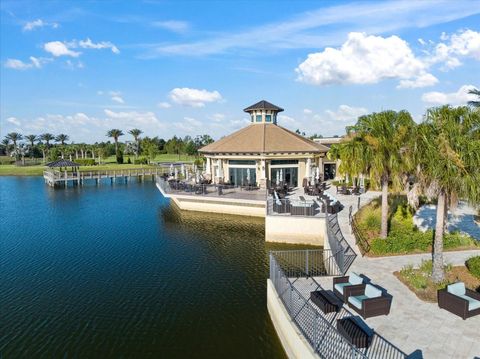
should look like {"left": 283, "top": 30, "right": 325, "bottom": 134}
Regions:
{"left": 333, "top": 272, "right": 365, "bottom": 302}
{"left": 347, "top": 284, "right": 392, "bottom": 319}
{"left": 438, "top": 282, "right": 480, "bottom": 320}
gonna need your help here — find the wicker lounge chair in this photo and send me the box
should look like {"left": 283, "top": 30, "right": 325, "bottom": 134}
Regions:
{"left": 333, "top": 273, "right": 365, "bottom": 302}
{"left": 346, "top": 284, "right": 392, "bottom": 319}
{"left": 438, "top": 282, "right": 480, "bottom": 320}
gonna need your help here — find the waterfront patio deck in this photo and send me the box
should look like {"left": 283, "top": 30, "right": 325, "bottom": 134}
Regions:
{"left": 323, "top": 188, "right": 480, "bottom": 358}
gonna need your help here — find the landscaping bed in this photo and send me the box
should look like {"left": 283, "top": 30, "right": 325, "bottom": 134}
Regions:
{"left": 394, "top": 258, "right": 480, "bottom": 302}
{"left": 353, "top": 195, "right": 479, "bottom": 256}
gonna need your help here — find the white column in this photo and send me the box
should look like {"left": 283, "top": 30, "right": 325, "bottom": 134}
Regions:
{"left": 217, "top": 159, "right": 223, "bottom": 179}
{"left": 206, "top": 157, "right": 211, "bottom": 175}
{"left": 306, "top": 158, "right": 312, "bottom": 178}
{"left": 261, "top": 159, "right": 266, "bottom": 179}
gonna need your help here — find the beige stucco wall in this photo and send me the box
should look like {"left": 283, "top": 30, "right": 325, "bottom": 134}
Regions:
{"left": 171, "top": 195, "right": 265, "bottom": 217}
{"left": 265, "top": 215, "right": 325, "bottom": 245}
{"left": 267, "top": 280, "right": 319, "bottom": 359}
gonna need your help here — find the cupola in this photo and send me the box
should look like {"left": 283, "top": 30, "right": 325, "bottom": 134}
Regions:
{"left": 243, "top": 100, "right": 284, "bottom": 125}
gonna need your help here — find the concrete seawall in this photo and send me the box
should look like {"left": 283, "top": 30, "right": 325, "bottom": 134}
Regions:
{"left": 267, "top": 280, "right": 318, "bottom": 359}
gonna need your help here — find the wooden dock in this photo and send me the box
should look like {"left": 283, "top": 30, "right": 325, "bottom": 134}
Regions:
{"left": 43, "top": 167, "right": 167, "bottom": 187}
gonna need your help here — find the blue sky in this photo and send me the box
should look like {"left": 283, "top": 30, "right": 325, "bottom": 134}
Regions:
{"left": 1, "top": 0, "right": 479, "bottom": 143}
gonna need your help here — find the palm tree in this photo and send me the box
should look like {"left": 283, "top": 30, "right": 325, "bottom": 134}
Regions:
{"left": 6, "top": 132, "right": 23, "bottom": 149}
{"left": 468, "top": 88, "right": 480, "bottom": 107}
{"left": 40, "top": 133, "right": 55, "bottom": 147}
{"left": 106, "top": 129, "right": 124, "bottom": 154}
{"left": 55, "top": 134, "right": 70, "bottom": 145}
{"left": 414, "top": 106, "right": 480, "bottom": 283}
{"left": 38, "top": 144, "right": 47, "bottom": 163}
{"left": 25, "top": 135, "right": 37, "bottom": 159}
{"left": 339, "top": 111, "right": 415, "bottom": 238}
{"left": 129, "top": 128, "right": 143, "bottom": 157}
{"left": 2, "top": 138, "right": 10, "bottom": 156}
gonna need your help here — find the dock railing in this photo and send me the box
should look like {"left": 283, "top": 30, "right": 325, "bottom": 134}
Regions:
{"left": 156, "top": 175, "right": 267, "bottom": 198}
{"left": 266, "top": 198, "right": 326, "bottom": 217}
{"left": 326, "top": 212, "right": 357, "bottom": 274}
{"left": 269, "top": 250, "right": 407, "bottom": 359}
{"left": 270, "top": 250, "right": 368, "bottom": 359}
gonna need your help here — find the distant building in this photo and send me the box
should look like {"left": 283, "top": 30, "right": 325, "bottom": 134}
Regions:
{"left": 199, "top": 100, "right": 331, "bottom": 187}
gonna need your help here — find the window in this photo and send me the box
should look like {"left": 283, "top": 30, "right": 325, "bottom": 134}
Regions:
{"left": 271, "top": 159, "right": 299, "bottom": 165}
{"left": 273, "top": 114, "right": 277, "bottom": 123}
{"left": 265, "top": 115, "right": 272, "bottom": 122}
{"left": 256, "top": 115, "right": 262, "bottom": 122}
{"left": 229, "top": 160, "right": 256, "bottom": 165}
{"left": 251, "top": 114, "right": 254, "bottom": 122}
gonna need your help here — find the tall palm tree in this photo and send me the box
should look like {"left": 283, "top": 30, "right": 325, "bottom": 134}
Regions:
{"left": 106, "top": 129, "right": 124, "bottom": 154}
{"left": 414, "top": 105, "right": 480, "bottom": 283}
{"left": 468, "top": 88, "right": 480, "bottom": 107}
{"left": 25, "top": 135, "right": 37, "bottom": 159}
{"left": 340, "top": 111, "right": 415, "bottom": 238}
{"left": 6, "top": 132, "right": 23, "bottom": 149}
{"left": 40, "top": 133, "right": 55, "bottom": 147}
{"left": 2, "top": 138, "right": 10, "bottom": 156}
{"left": 129, "top": 128, "right": 142, "bottom": 157}
{"left": 55, "top": 134, "right": 70, "bottom": 145}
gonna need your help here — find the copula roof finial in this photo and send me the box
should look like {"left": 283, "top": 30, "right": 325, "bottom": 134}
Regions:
{"left": 243, "top": 100, "right": 284, "bottom": 125}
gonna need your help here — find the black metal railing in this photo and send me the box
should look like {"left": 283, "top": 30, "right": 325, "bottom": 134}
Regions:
{"left": 326, "top": 213, "right": 357, "bottom": 275}
{"left": 266, "top": 198, "right": 325, "bottom": 217}
{"left": 350, "top": 213, "right": 371, "bottom": 256}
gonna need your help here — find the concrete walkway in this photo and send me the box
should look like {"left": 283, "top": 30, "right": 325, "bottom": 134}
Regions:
{"left": 325, "top": 188, "right": 480, "bottom": 359}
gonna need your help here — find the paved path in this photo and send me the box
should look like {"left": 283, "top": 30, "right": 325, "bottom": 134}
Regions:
{"left": 326, "top": 189, "right": 480, "bottom": 359}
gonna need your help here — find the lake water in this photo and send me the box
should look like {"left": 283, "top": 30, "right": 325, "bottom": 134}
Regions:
{"left": 0, "top": 177, "right": 289, "bottom": 358}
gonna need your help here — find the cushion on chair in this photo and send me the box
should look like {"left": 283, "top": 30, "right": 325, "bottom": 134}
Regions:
{"left": 348, "top": 295, "right": 368, "bottom": 309}
{"left": 447, "top": 282, "right": 466, "bottom": 296}
{"left": 349, "top": 272, "right": 363, "bottom": 285}
{"left": 364, "top": 284, "right": 382, "bottom": 298}
{"left": 334, "top": 283, "right": 351, "bottom": 294}
{"left": 458, "top": 294, "right": 480, "bottom": 311}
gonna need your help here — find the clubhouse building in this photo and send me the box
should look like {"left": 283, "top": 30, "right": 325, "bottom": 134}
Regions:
{"left": 199, "top": 100, "right": 331, "bottom": 188}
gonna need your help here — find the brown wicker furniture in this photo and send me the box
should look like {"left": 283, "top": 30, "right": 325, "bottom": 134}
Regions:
{"left": 333, "top": 273, "right": 365, "bottom": 302}
{"left": 347, "top": 284, "right": 392, "bottom": 319}
{"left": 310, "top": 290, "right": 343, "bottom": 314}
{"left": 438, "top": 282, "right": 480, "bottom": 320}
{"left": 337, "top": 317, "right": 370, "bottom": 349}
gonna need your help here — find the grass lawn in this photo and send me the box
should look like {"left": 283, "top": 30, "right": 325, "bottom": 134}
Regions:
{"left": 395, "top": 259, "right": 480, "bottom": 302}
{"left": 0, "top": 154, "right": 198, "bottom": 176}
{"left": 354, "top": 195, "right": 479, "bottom": 256}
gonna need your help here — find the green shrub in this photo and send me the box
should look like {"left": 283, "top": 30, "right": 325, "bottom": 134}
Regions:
{"left": 116, "top": 150, "right": 124, "bottom": 164}
{"left": 75, "top": 158, "right": 96, "bottom": 166}
{"left": 133, "top": 157, "right": 148, "bottom": 165}
{"left": 466, "top": 256, "right": 480, "bottom": 278}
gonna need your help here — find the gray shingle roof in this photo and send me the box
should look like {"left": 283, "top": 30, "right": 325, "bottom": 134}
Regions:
{"left": 46, "top": 159, "right": 80, "bottom": 167}
{"left": 243, "top": 100, "right": 284, "bottom": 113}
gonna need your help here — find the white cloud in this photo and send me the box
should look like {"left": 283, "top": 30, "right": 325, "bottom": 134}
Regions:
{"left": 4, "top": 56, "right": 49, "bottom": 70}
{"left": 23, "top": 19, "right": 58, "bottom": 31}
{"left": 104, "top": 109, "right": 163, "bottom": 127}
{"left": 421, "top": 85, "right": 478, "bottom": 105}
{"left": 427, "top": 29, "right": 480, "bottom": 70}
{"left": 157, "top": 102, "right": 172, "bottom": 108}
{"left": 397, "top": 73, "right": 439, "bottom": 89}
{"left": 144, "top": 1, "right": 480, "bottom": 57}
{"left": 209, "top": 113, "right": 225, "bottom": 121}
{"left": 44, "top": 41, "right": 80, "bottom": 57}
{"left": 6, "top": 117, "right": 21, "bottom": 126}
{"left": 169, "top": 88, "right": 222, "bottom": 107}
{"left": 296, "top": 32, "right": 435, "bottom": 88}
{"left": 108, "top": 91, "right": 124, "bottom": 104}
{"left": 77, "top": 38, "right": 120, "bottom": 54}
{"left": 151, "top": 20, "right": 189, "bottom": 33}
{"left": 303, "top": 108, "right": 313, "bottom": 114}
{"left": 278, "top": 114, "right": 300, "bottom": 126}
{"left": 323, "top": 105, "right": 368, "bottom": 122}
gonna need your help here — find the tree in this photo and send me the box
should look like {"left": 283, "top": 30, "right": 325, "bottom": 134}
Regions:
{"left": 339, "top": 111, "right": 415, "bottom": 238}
{"left": 468, "top": 88, "right": 480, "bottom": 107}
{"left": 2, "top": 138, "right": 10, "bottom": 156}
{"left": 40, "top": 133, "right": 55, "bottom": 147}
{"left": 25, "top": 135, "right": 37, "bottom": 159}
{"left": 6, "top": 132, "right": 23, "bottom": 149}
{"left": 106, "top": 129, "right": 124, "bottom": 163}
{"left": 413, "top": 106, "right": 480, "bottom": 283}
{"left": 128, "top": 128, "right": 143, "bottom": 157}
{"left": 56, "top": 134, "right": 70, "bottom": 145}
